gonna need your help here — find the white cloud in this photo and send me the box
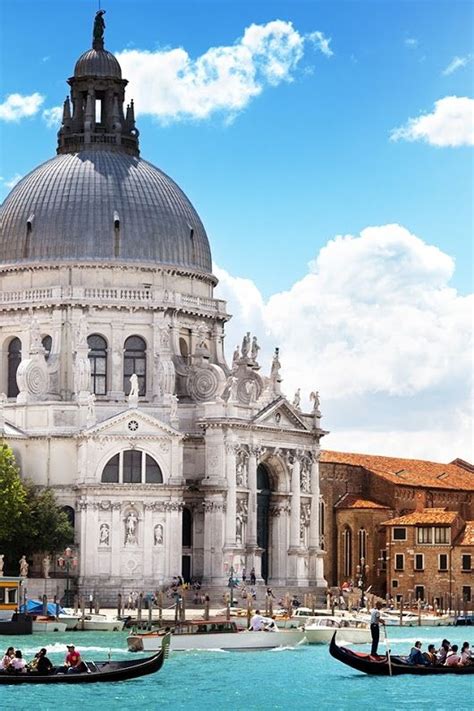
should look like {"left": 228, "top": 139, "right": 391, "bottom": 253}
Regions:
{"left": 1, "top": 173, "right": 23, "bottom": 189}
{"left": 442, "top": 54, "right": 472, "bottom": 76}
{"left": 307, "top": 31, "right": 333, "bottom": 57}
{"left": 42, "top": 105, "right": 62, "bottom": 128}
{"left": 404, "top": 37, "right": 418, "bottom": 48}
{"left": 116, "top": 20, "right": 327, "bottom": 122}
{"left": 0, "top": 92, "right": 44, "bottom": 122}
{"left": 215, "top": 224, "right": 473, "bottom": 461}
{"left": 390, "top": 96, "right": 474, "bottom": 147}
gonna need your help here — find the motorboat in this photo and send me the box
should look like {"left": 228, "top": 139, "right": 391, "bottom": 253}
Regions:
{"left": 77, "top": 613, "right": 125, "bottom": 632}
{"left": 304, "top": 616, "right": 371, "bottom": 644}
{"left": 32, "top": 617, "right": 67, "bottom": 633}
{"left": 0, "top": 634, "right": 170, "bottom": 684}
{"left": 276, "top": 607, "right": 355, "bottom": 629}
{"left": 329, "top": 633, "right": 474, "bottom": 675}
{"left": 0, "top": 612, "right": 33, "bottom": 635}
{"left": 127, "top": 617, "right": 306, "bottom": 652}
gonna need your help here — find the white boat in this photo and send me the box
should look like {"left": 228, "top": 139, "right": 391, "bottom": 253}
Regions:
{"left": 79, "top": 613, "right": 125, "bottom": 632}
{"left": 276, "top": 607, "right": 356, "bottom": 629}
{"left": 303, "top": 616, "right": 371, "bottom": 644}
{"left": 32, "top": 617, "right": 68, "bottom": 633}
{"left": 127, "top": 618, "right": 306, "bottom": 652}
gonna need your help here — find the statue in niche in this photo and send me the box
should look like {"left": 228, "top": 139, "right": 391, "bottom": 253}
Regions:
{"left": 42, "top": 555, "right": 51, "bottom": 579}
{"left": 225, "top": 375, "right": 239, "bottom": 403}
{"left": 19, "top": 555, "right": 29, "bottom": 577}
{"left": 246, "top": 379, "right": 258, "bottom": 404}
{"left": 93, "top": 10, "right": 106, "bottom": 42}
{"left": 236, "top": 516, "right": 243, "bottom": 544}
{"left": 292, "top": 388, "right": 301, "bottom": 410}
{"left": 300, "top": 461, "right": 310, "bottom": 492}
{"left": 241, "top": 332, "right": 251, "bottom": 358}
{"left": 75, "top": 314, "right": 88, "bottom": 349}
{"left": 99, "top": 523, "right": 110, "bottom": 546}
{"left": 250, "top": 336, "right": 260, "bottom": 363}
{"left": 86, "top": 393, "right": 96, "bottom": 423}
{"left": 154, "top": 523, "right": 164, "bottom": 545}
{"left": 170, "top": 393, "right": 178, "bottom": 420}
{"left": 236, "top": 451, "right": 247, "bottom": 487}
{"left": 30, "top": 316, "right": 43, "bottom": 352}
{"left": 125, "top": 511, "right": 138, "bottom": 545}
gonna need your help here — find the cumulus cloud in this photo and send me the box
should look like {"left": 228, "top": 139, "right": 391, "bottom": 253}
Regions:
{"left": 116, "top": 20, "right": 329, "bottom": 122}
{"left": 0, "top": 92, "right": 44, "bottom": 121}
{"left": 390, "top": 96, "right": 474, "bottom": 147}
{"left": 215, "top": 224, "right": 473, "bottom": 461}
{"left": 42, "top": 105, "right": 62, "bottom": 128}
{"left": 442, "top": 54, "right": 472, "bottom": 76}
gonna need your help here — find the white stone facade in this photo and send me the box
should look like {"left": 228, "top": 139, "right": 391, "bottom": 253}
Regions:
{"left": 0, "top": 262, "right": 327, "bottom": 594}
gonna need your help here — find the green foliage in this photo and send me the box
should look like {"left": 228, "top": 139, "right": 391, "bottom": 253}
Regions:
{"left": 0, "top": 441, "right": 74, "bottom": 571}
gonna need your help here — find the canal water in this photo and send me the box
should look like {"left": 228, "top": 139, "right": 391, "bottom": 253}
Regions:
{"left": 1, "top": 626, "right": 472, "bottom": 710}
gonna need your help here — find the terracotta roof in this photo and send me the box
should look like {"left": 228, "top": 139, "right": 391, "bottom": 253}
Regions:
{"left": 321, "top": 450, "right": 474, "bottom": 491}
{"left": 381, "top": 508, "right": 458, "bottom": 526}
{"left": 459, "top": 521, "right": 474, "bottom": 546}
{"left": 336, "top": 494, "right": 390, "bottom": 510}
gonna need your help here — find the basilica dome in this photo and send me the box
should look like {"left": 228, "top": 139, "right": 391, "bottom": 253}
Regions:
{"left": 0, "top": 18, "right": 212, "bottom": 275}
{"left": 0, "top": 151, "right": 212, "bottom": 272}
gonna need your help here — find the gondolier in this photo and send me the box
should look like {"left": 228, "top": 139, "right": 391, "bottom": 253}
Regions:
{"left": 370, "top": 601, "right": 385, "bottom": 656}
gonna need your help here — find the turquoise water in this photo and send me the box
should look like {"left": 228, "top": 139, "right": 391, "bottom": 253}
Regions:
{"left": 1, "top": 627, "right": 472, "bottom": 710}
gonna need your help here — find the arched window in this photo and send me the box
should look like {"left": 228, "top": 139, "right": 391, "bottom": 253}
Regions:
{"left": 179, "top": 337, "right": 189, "bottom": 358}
{"left": 182, "top": 507, "right": 192, "bottom": 548}
{"left": 358, "top": 528, "right": 367, "bottom": 562}
{"left": 101, "top": 450, "right": 163, "bottom": 484}
{"left": 61, "top": 506, "right": 75, "bottom": 530}
{"left": 7, "top": 337, "right": 21, "bottom": 397}
{"left": 343, "top": 526, "right": 352, "bottom": 578}
{"left": 124, "top": 336, "right": 146, "bottom": 396}
{"left": 42, "top": 335, "right": 52, "bottom": 361}
{"left": 319, "top": 499, "right": 325, "bottom": 550}
{"left": 88, "top": 334, "right": 107, "bottom": 395}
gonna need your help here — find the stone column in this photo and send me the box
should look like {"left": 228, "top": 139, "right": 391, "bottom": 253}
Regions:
{"left": 167, "top": 501, "right": 183, "bottom": 579}
{"left": 111, "top": 503, "right": 121, "bottom": 578}
{"left": 78, "top": 501, "right": 88, "bottom": 580}
{"left": 247, "top": 447, "right": 258, "bottom": 547}
{"left": 224, "top": 443, "right": 237, "bottom": 549}
{"left": 143, "top": 504, "right": 154, "bottom": 582}
{"left": 202, "top": 499, "right": 226, "bottom": 583}
{"left": 289, "top": 453, "right": 301, "bottom": 549}
{"left": 308, "top": 451, "right": 326, "bottom": 587}
{"left": 109, "top": 328, "right": 125, "bottom": 400}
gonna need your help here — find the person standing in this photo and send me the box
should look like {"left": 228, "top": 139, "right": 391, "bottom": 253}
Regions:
{"left": 250, "top": 568, "right": 256, "bottom": 586}
{"left": 370, "top": 601, "right": 385, "bottom": 656}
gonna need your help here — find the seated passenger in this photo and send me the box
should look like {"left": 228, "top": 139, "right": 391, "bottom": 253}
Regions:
{"left": 436, "top": 639, "right": 450, "bottom": 665}
{"left": 423, "top": 644, "right": 437, "bottom": 664}
{"left": 35, "top": 648, "right": 53, "bottom": 675}
{"left": 64, "top": 643, "right": 82, "bottom": 673}
{"left": 10, "top": 650, "right": 27, "bottom": 673}
{"left": 0, "top": 647, "right": 15, "bottom": 672}
{"left": 459, "top": 642, "right": 472, "bottom": 666}
{"left": 445, "top": 644, "right": 461, "bottom": 667}
{"left": 407, "top": 641, "right": 429, "bottom": 665}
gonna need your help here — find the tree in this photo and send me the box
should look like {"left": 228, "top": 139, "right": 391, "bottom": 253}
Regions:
{"left": 0, "top": 442, "right": 73, "bottom": 573}
{"left": 0, "top": 442, "right": 27, "bottom": 545}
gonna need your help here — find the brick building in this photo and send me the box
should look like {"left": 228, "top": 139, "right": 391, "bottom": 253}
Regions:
{"left": 319, "top": 451, "right": 474, "bottom": 598}
{"left": 383, "top": 509, "right": 473, "bottom": 605}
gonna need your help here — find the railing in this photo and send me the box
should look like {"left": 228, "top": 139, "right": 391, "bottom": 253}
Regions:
{"left": 0, "top": 285, "right": 227, "bottom": 314}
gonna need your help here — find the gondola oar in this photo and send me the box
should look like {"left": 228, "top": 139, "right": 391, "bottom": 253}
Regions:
{"left": 384, "top": 626, "right": 392, "bottom": 676}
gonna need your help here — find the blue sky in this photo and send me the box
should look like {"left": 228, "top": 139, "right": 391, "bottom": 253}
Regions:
{"left": 0, "top": 0, "right": 472, "bottom": 460}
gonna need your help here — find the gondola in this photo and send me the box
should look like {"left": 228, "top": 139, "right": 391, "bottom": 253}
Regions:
{"left": 0, "top": 633, "right": 170, "bottom": 684}
{"left": 329, "top": 633, "right": 474, "bottom": 676}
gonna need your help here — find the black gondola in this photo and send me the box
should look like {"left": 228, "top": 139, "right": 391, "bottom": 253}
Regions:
{"left": 329, "top": 633, "right": 474, "bottom": 676}
{"left": 0, "top": 633, "right": 170, "bottom": 684}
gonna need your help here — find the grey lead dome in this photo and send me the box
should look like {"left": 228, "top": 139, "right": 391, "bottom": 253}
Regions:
{"left": 0, "top": 151, "right": 212, "bottom": 272}
{"left": 74, "top": 49, "right": 122, "bottom": 78}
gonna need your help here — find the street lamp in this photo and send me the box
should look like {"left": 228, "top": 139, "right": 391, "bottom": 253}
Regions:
{"left": 356, "top": 557, "right": 370, "bottom": 610}
{"left": 224, "top": 561, "right": 238, "bottom": 608}
{"left": 57, "top": 546, "right": 78, "bottom": 606}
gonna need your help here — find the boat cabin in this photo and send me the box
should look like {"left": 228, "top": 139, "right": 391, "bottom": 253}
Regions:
{"left": 0, "top": 577, "right": 23, "bottom": 613}
{"left": 171, "top": 619, "right": 239, "bottom": 635}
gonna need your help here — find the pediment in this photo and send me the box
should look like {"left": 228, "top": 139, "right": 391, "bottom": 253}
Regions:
{"left": 83, "top": 408, "right": 182, "bottom": 439}
{"left": 252, "top": 398, "right": 309, "bottom": 431}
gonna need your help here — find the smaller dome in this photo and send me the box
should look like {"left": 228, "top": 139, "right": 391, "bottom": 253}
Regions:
{"left": 74, "top": 49, "right": 122, "bottom": 78}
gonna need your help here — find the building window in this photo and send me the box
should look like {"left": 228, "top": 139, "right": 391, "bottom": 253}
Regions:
{"left": 379, "top": 549, "right": 387, "bottom": 572}
{"left": 343, "top": 527, "right": 352, "bottom": 578}
{"left": 414, "top": 554, "right": 424, "bottom": 571}
{"left": 61, "top": 506, "right": 75, "bottom": 531}
{"left": 182, "top": 507, "right": 193, "bottom": 548}
{"left": 462, "top": 586, "right": 471, "bottom": 602}
{"left": 438, "top": 554, "right": 448, "bottom": 571}
{"left": 101, "top": 450, "right": 163, "bottom": 484}
{"left": 7, "top": 337, "right": 22, "bottom": 397}
{"left": 358, "top": 528, "right": 367, "bottom": 562}
{"left": 124, "top": 336, "right": 146, "bottom": 396}
{"left": 415, "top": 585, "right": 425, "bottom": 600}
{"left": 88, "top": 334, "right": 107, "bottom": 395}
{"left": 395, "top": 553, "right": 404, "bottom": 571}
{"left": 393, "top": 527, "right": 406, "bottom": 541}
{"left": 392, "top": 579, "right": 398, "bottom": 588}
{"left": 434, "top": 527, "right": 450, "bottom": 544}
{"left": 417, "top": 526, "right": 432, "bottom": 544}
{"left": 462, "top": 554, "right": 472, "bottom": 572}
{"left": 42, "top": 335, "right": 52, "bottom": 361}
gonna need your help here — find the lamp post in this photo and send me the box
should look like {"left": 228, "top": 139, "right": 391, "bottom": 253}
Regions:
{"left": 224, "top": 561, "right": 238, "bottom": 608}
{"left": 356, "top": 557, "right": 370, "bottom": 610}
{"left": 57, "top": 546, "right": 78, "bottom": 606}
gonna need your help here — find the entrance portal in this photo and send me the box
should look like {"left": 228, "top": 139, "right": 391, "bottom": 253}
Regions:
{"left": 257, "top": 464, "right": 271, "bottom": 582}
